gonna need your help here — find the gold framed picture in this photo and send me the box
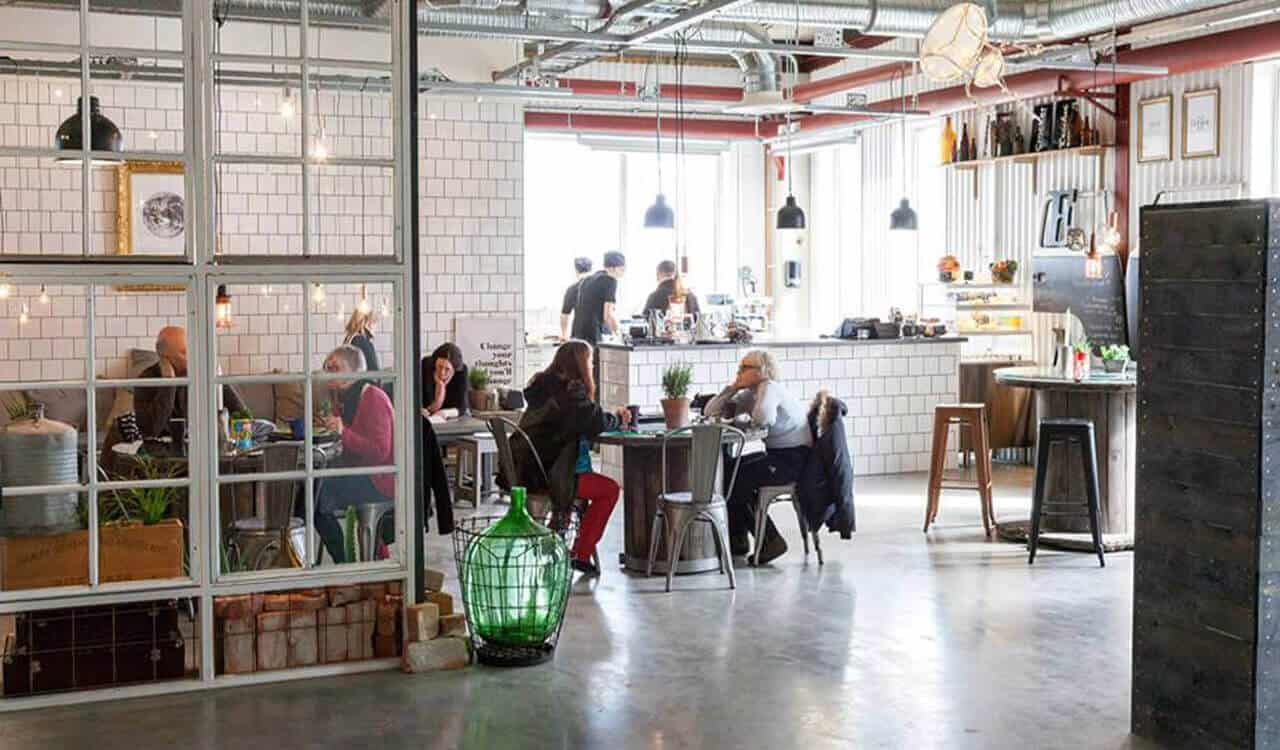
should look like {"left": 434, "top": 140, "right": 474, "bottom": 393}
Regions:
{"left": 1182, "top": 87, "right": 1220, "bottom": 159}
{"left": 1138, "top": 95, "right": 1173, "bottom": 163}
{"left": 114, "top": 160, "right": 185, "bottom": 292}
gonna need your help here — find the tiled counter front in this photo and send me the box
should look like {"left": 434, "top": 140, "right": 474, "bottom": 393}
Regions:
{"left": 598, "top": 340, "right": 964, "bottom": 477}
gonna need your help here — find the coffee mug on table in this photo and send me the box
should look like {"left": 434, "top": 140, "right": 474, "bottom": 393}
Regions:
{"left": 626, "top": 405, "right": 641, "bottom": 428}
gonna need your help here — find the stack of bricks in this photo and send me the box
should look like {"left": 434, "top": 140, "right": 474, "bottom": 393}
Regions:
{"left": 214, "top": 582, "right": 403, "bottom": 675}
{"left": 402, "top": 568, "right": 469, "bottom": 673}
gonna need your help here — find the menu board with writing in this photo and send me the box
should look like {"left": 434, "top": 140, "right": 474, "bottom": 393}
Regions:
{"left": 1032, "top": 254, "right": 1128, "bottom": 347}
{"left": 456, "top": 317, "right": 518, "bottom": 389}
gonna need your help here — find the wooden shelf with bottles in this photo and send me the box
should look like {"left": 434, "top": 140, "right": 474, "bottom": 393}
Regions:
{"left": 939, "top": 143, "right": 1113, "bottom": 170}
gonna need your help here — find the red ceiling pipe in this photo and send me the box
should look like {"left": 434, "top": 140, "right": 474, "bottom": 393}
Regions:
{"left": 524, "top": 111, "right": 760, "bottom": 139}
{"left": 796, "top": 18, "right": 1280, "bottom": 133}
{"left": 556, "top": 78, "right": 744, "bottom": 103}
{"left": 791, "top": 61, "right": 914, "bottom": 103}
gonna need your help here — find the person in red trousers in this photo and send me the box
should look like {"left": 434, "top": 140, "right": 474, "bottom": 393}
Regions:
{"left": 510, "top": 340, "right": 630, "bottom": 576}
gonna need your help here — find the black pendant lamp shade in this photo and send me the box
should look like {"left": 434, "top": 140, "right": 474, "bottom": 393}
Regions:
{"left": 644, "top": 193, "right": 675, "bottom": 228}
{"left": 776, "top": 194, "right": 806, "bottom": 230}
{"left": 55, "top": 96, "right": 123, "bottom": 162}
{"left": 890, "top": 198, "right": 918, "bottom": 231}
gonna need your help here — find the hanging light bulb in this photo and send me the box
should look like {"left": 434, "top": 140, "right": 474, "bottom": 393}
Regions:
{"left": 312, "top": 283, "right": 325, "bottom": 304}
{"left": 311, "top": 134, "right": 329, "bottom": 162}
{"left": 776, "top": 117, "right": 806, "bottom": 230}
{"left": 261, "top": 284, "right": 272, "bottom": 296}
{"left": 215, "top": 284, "right": 234, "bottom": 330}
{"left": 645, "top": 63, "right": 675, "bottom": 230}
{"left": 278, "top": 88, "right": 296, "bottom": 119}
{"left": 1084, "top": 233, "right": 1104, "bottom": 280}
{"left": 356, "top": 287, "right": 372, "bottom": 315}
{"left": 889, "top": 68, "right": 919, "bottom": 232}
{"left": 38, "top": 285, "right": 49, "bottom": 304}
{"left": 18, "top": 303, "right": 29, "bottom": 326}
{"left": 0, "top": 283, "right": 10, "bottom": 299}
{"left": 379, "top": 298, "right": 389, "bottom": 317}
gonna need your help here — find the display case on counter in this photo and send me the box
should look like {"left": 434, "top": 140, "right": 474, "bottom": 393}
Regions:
{"left": 919, "top": 282, "right": 1034, "bottom": 360}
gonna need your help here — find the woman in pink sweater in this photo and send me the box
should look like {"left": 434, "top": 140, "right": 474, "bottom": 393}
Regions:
{"left": 316, "top": 344, "right": 395, "bottom": 564}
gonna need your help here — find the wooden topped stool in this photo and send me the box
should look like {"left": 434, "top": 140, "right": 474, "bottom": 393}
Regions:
{"left": 924, "top": 403, "right": 995, "bottom": 536}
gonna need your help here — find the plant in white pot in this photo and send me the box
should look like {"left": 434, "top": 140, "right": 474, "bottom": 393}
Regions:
{"left": 468, "top": 366, "right": 492, "bottom": 412}
{"left": 660, "top": 362, "right": 693, "bottom": 429}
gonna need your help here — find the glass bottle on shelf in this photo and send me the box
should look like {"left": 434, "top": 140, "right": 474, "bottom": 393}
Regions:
{"left": 958, "top": 122, "right": 970, "bottom": 161}
{"left": 941, "top": 116, "right": 956, "bottom": 164}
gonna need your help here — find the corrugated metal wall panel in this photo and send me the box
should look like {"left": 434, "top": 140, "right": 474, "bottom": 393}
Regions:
{"left": 1130, "top": 65, "right": 1250, "bottom": 248}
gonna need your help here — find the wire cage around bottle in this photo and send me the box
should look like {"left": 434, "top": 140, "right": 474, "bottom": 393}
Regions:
{"left": 451, "top": 512, "right": 576, "bottom": 667}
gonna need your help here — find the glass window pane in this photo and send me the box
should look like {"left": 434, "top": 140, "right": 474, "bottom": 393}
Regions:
{"left": 218, "top": 478, "right": 307, "bottom": 573}
{"left": 97, "top": 482, "right": 190, "bottom": 584}
{"left": 1, "top": 283, "right": 87, "bottom": 382}
{"left": 310, "top": 281, "right": 395, "bottom": 372}
{"left": 0, "top": 493, "right": 88, "bottom": 592}
{"left": 0, "top": 63, "right": 83, "bottom": 151}
{"left": 99, "top": 385, "right": 189, "bottom": 482}
{"left": 88, "top": 4, "right": 181, "bottom": 54}
{"left": 0, "top": 158, "right": 85, "bottom": 257}
{"left": 214, "top": 162, "right": 303, "bottom": 256}
{"left": 310, "top": 164, "right": 393, "bottom": 257}
{"left": 215, "top": 282, "right": 305, "bottom": 376}
{"left": 314, "top": 471, "right": 397, "bottom": 568}
{"left": 0, "top": 5, "right": 78, "bottom": 46}
{"left": 307, "top": 66, "right": 392, "bottom": 162}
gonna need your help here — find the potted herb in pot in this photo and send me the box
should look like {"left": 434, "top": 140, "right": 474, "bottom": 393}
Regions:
{"left": 660, "top": 362, "right": 694, "bottom": 429}
{"left": 468, "top": 366, "right": 492, "bottom": 413}
{"left": 1071, "top": 338, "right": 1092, "bottom": 382}
{"left": 1100, "top": 344, "right": 1131, "bottom": 374}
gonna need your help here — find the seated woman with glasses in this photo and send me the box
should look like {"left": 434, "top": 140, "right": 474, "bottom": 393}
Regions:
{"left": 316, "top": 344, "right": 395, "bottom": 564}
{"left": 509, "top": 340, "right": 632, "bottom": 576}
{"left": 703, "top": 349, "right": 813, "bottom": 565}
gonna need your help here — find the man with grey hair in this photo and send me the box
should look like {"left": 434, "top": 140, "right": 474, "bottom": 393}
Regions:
{"left": 136, "top": 325, "right": 245, "bottom": 438}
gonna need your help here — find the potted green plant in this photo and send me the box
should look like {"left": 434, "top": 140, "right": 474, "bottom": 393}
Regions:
{"left": 468, "top": 366, "right": 492, "bottom": 413}
{"left": 660, "top": 362, "right": 694, "bottom": 429}
{"left": 1100, "top": 344, "right": 1131, "bottom": 374}
{"left": 1071, "top": 338, "right": 1092, "bottom": 381}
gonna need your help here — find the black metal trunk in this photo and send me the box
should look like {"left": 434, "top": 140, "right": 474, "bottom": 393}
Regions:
{"left": 1133, "top": 199, "right": 1280, "bottom": 749}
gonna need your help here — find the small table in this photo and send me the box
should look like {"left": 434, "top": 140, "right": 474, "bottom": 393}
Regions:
{"left": 597, "top": 425, "right": 762, "bottom": 575}
{"left": 431, "top": 413, "right": 520, "bottom": 502}
{"left": 993, "top": 366, "right": 1137, "bottom": 550}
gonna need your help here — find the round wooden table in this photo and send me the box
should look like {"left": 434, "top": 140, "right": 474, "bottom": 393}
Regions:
{"left": 994, "top": 366, "right": 1137, "bottom": 549}
{"left": 597, "top": 427, "right": 748, "bottom": 575}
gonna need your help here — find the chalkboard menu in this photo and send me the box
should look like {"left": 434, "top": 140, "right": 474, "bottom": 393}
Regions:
{"left": 1032, "top": 254, "right": 1128, "bottom": 347}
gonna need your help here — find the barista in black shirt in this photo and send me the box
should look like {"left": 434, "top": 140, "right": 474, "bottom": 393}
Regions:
{"left": 643, "top": 259, "right": 701, "bottom": 319}
{"left": 571, "top": 251, "right": 627, "bottom": 345}
{"left": 559, "top": 256, "right": 593, "bottom": 341}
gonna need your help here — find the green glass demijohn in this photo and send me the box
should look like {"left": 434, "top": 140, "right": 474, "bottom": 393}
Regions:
{"left": 461, "top": 487, "right": 571, "bottom": 655}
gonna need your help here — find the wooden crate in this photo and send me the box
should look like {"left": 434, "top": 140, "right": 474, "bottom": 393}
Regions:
{"left": 0, "top": 520, "right": 184, "bottom": 591}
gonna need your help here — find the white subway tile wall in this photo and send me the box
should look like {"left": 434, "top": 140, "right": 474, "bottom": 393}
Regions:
{"left": 0, "top": 82, "right": 525, "bottom": 385}
{"left": 599, "top": 342, "right": 962, "bottom": 478}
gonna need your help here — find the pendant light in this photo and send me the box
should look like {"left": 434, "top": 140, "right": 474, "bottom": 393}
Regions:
{"left": 776, "top": 14, "right": 805, "bottom": 231}
{"left": 54, "top": 96, "right": 123, "bottom": 165}
{"left": 643, "top": 63, "right": 674, "bottom": 229}
{"left": 889, "top": 67, "right": 919, "bottom": 231}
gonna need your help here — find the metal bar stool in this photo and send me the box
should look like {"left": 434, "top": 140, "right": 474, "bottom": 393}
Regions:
{"left": 924, "top": 403, "right": 995, "bottom": 535}
{"left": 646, "top": 424, "right": 745, "bottom": 592}
{"left": 752, "top": 484, "right": 823, "bottom": 566}
{"left": 1028, "top": 418, "right": 1105, "bottom": 567}
{"left": 487, "top": 417, "right": 601, "bottom": 573}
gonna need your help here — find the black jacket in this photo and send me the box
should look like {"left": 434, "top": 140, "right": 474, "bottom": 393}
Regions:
{"left": 421, "top": 356, "right": 469, "bottom": 415}
{"left": 421, "top": 416, "right": 454, "bottom": 535}
{"left": 506, "top": 372, "right": 620, "bottom": 512}
{"left": 797, "top": 392, "right": 856, "bottom": 537}
{"left": 643, "top": 279, "right": 701, "bottom": 318}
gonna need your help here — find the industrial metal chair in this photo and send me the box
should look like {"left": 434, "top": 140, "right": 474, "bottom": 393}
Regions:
{"left": 487, "top": 417, "right": 600, "bottom": 573}
{"left": 752, "top": 483, "right": 823, "bottom": 566}
{"left": 646, "top": 423, "right": 745, "bottom": 592}
{"left": 229, "top": 442, "right": 306, "bottom": 570}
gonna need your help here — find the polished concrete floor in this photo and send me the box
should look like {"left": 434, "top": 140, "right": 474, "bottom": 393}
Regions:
{"left": 1, "top": 467, "right": 1159, "bottom": 750}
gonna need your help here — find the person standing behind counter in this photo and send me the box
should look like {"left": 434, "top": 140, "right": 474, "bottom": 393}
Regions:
{"left": 703, "top": 349, "right": 813, "bottom": 565}
{"left": 559, "top": 256, "right": 593, "bottom": 341}
{"left": 643, "top": 259, "right": 700, "bottom": 320}
{"left": 571, "top": 251, "right": 626, "bottom": 345}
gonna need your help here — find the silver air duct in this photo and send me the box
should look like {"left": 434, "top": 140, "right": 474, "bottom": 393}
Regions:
{"left": 724, "top": 24, "right": 779, "bottom": 93}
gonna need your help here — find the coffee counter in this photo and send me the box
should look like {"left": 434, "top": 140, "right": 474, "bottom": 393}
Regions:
{"left": 597, "top": 336, "right": 967, "bottom": 477}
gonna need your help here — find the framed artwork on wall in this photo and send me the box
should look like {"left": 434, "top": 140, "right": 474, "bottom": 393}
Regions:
{"left": 115, "top": 160, "right": 185, "bottom": 292}
{"left": 1182, "top": 87, "right": 1220, "bottom": 159}
{"left": 1138, "top": 95, "right": 1173, "bottom": 163}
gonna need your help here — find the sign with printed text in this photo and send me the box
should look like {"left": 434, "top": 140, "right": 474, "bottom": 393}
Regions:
{"left": 456, "top": 317, "right": 518, "bottom": 388}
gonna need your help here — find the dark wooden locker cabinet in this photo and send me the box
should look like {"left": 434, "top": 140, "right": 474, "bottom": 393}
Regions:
{"left": 1133, "top": 199, "right": 1280, "bottom": 749}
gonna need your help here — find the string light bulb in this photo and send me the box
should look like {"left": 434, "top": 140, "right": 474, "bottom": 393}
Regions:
{"left": 38, "top": 285, "right": 48, "bottom": 304}
{"left": 379, "top": 298, "right": 389, "bottom": 317}
{"left": 0, "top": 283, "right": 10, "bottom": 299}
{"left": 261, "top": 284, "right": 272, "bottom": 296}
{"left": 311, "top": 135, "right": 329, "bottom": 162}
{"left": 18, "top": 303, "right": 28, "bottom": 326}
{"left": 356, "top": 285, "right": 371, "bottom": 315}
{"left": 278, "top": 88, "right": 296, "bottom": 119}
{"left": 312, "top": 283, "right": 325, "bottom": 304}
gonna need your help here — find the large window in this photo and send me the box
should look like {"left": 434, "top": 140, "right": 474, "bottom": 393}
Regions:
{"left": 524, "top": 134, "right": 726, "bottom": 335}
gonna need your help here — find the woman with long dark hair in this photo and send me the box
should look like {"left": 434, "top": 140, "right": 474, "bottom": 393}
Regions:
{"left": 511, "top": 339, "right": 631, "bottom": 575}
{"left": 421, "top": 342, "right": 468, "bottom": 416}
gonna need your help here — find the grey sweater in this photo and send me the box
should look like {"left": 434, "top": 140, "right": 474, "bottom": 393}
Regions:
{"left": 704, "top": 380, "right": 813, "bottom": 450}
